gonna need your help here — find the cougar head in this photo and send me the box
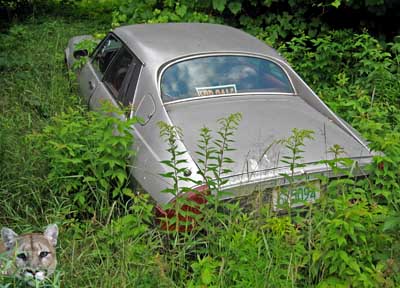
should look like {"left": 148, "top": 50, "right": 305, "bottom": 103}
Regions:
{"left": 1, "top": 224, "right": 58, "bottom": 284}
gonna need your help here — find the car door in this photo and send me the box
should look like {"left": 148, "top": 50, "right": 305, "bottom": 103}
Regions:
{"left": 79, "top": 34, "right": 141, "bottom": 112}
{"left": 78, "top": 35, "right": 120, "bottom": 105}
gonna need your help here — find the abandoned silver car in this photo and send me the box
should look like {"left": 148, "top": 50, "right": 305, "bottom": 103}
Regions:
{"left": 65, "top": 23, "right": 375, "bottom": 211}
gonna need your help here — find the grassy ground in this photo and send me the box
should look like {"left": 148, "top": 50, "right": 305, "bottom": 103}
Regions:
{"left": 0, "top": 16, "right": 131, "bottom": 287}
{"left": 0, "top": 15, "right": 101, "bottom": 223}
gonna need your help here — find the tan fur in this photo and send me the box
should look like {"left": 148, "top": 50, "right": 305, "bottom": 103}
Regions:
{"left": 0, "top": 242, "right": 6, "bottom": 254}
{"left": 0, "top": 224, "right": 58, "bottom": 283}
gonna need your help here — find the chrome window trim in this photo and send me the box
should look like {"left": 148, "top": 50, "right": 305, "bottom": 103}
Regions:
{"left": 162, "top": 92, "right": 295, "bottom": 106}
{"left": 128, "top": 65, "right": 143, "bottom": 118}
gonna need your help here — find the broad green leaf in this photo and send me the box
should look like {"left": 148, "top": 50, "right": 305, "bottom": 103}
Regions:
{"left": 175, "top": 4, "right": 187, "bottom": 17}
{"left": 212, "top": 0, "right": 226, "bottom": 12}
{"left": 331, "top": 0, "right": 341, "bottom": 8}
{"left": 383, "top": 216, "right": 400, "bottom": 231}
{"left": 201, "top": 267, "right": 213, "bottom": 285}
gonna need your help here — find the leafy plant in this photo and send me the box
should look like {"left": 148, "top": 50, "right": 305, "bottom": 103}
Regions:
{"left": 70, "top": 38, "right": 98, "bottom": 70}
{"left": 156, "top": 113, "right": 242, "bottom": 232}
{"left": 276, "top": 128, "right": 314, "bottom": 216}
{"left": 31, "top": 104, "right": 138, "bottom": 222}
{"left": 310, "top": 181, "right": 392, "bottom": 287}
{"left": 198, "top": 113, "right": 242, "bottom": 199}
{"left": 157, "top": 121, "right": 203, "bottom": 232}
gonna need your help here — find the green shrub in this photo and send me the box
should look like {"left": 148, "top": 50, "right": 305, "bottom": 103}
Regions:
{"left": 310, "top": 179, "right": 392, "bottom": 287}
{"left": 31, "top": 104, "right": 138, "bottom": 222}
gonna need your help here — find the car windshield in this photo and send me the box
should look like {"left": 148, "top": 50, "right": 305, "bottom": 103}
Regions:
{"left": 161, "top": 55, "right": 293, "bottom": 102}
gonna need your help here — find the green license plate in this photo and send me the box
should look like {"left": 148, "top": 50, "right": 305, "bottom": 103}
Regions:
{"left": 273, "top": 180, "right": 320, "bottom": 209}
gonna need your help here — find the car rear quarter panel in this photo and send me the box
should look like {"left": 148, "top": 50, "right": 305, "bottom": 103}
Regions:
{"left": 130, "top": 67, "right": 203, "bottom": 204}
{"left": 282, "top": 62, "right": 370, "bottom": 151}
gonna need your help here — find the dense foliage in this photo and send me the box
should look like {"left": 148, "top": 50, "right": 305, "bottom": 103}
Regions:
{"left": 0, "top": 0, "right": 399, "bottom": 287}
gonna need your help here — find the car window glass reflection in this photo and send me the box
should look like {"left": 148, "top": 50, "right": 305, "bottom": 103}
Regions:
{"left": 103, "top": 47, "right": 133, "bottom": 99}
{"left": 161, "top": 56, "right": 293, "bottom": 102}
{"left": 92, "top": 36, "right": 122, "bottom": 79}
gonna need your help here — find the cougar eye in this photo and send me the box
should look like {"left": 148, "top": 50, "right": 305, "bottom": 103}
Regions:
{"left": 17, "top": 253, "right": 27, "bottom": 260}
{"left": 39, "top": 251, "right": 49, "bottom": 258}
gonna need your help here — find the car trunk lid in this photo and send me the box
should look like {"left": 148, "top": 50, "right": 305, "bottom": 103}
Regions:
{"left": 165, "top": 95, "right": 373, "bottom": 193}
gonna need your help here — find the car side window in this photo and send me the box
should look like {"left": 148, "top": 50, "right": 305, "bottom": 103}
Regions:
{"left": 91, "top": 34, "right": 142, "bottom": 108}
{"left": 121, "top": 53, "right": 142, "bottom": 107}
{"left": 92, "top": 35, "right": 122, "bottom": 79}
{"left": 103, "top": 47, "right": 133, "bottom": 99}
{"left": 103, "top": 47, "right": 142, "bottom": 107}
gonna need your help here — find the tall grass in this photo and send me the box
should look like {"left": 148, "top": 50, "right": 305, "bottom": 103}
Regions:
{"left": 0, "top": 17, "right": 103, "bottom": 223}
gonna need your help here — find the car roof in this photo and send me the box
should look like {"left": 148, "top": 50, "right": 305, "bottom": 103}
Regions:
{"left": 113, "top": 23, "right": 283, "bottom": 69}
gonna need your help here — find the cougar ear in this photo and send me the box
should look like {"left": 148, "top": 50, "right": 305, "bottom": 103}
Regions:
{"left": 1, "top": 227, "right": 18, "bottom": 250}
{"left": 44, "top": 224, "right": 58, "bottom": 247}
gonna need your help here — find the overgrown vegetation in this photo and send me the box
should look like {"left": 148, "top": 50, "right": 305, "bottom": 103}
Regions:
{"left": 0, "top": 0, "right": 399, "bottom": 287}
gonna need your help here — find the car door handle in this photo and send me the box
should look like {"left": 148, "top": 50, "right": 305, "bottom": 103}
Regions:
{"left": 89, "top": 80, "right": 95, "bottom": 90}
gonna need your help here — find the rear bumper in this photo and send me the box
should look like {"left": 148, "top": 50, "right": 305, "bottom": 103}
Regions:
{"left": 217, "top": 156, "right": 373, "bottom": 200}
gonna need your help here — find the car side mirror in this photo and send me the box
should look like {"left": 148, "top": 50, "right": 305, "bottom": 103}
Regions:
{"left": 135, "top": 94, "right": 156, "bottom": 126}
{"left": 73, "top": 49, "right": 89, "bottom": 59}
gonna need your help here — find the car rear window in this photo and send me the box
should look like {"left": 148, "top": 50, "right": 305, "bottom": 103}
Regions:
{"left": 161, "top": 55, "right": 293, "bottom": 102}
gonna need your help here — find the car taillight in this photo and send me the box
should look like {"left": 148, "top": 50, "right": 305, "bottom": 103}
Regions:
{"left": 155, "top": 184, "right": 209, "bottom": 231}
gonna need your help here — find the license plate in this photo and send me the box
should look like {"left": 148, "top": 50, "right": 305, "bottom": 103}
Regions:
{"left": 273, "top": 180, "right": 320, "bottom": 209}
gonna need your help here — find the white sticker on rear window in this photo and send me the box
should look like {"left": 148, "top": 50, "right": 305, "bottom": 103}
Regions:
{"left": 196, "top": 84, "right": 237, "bottom": 97}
